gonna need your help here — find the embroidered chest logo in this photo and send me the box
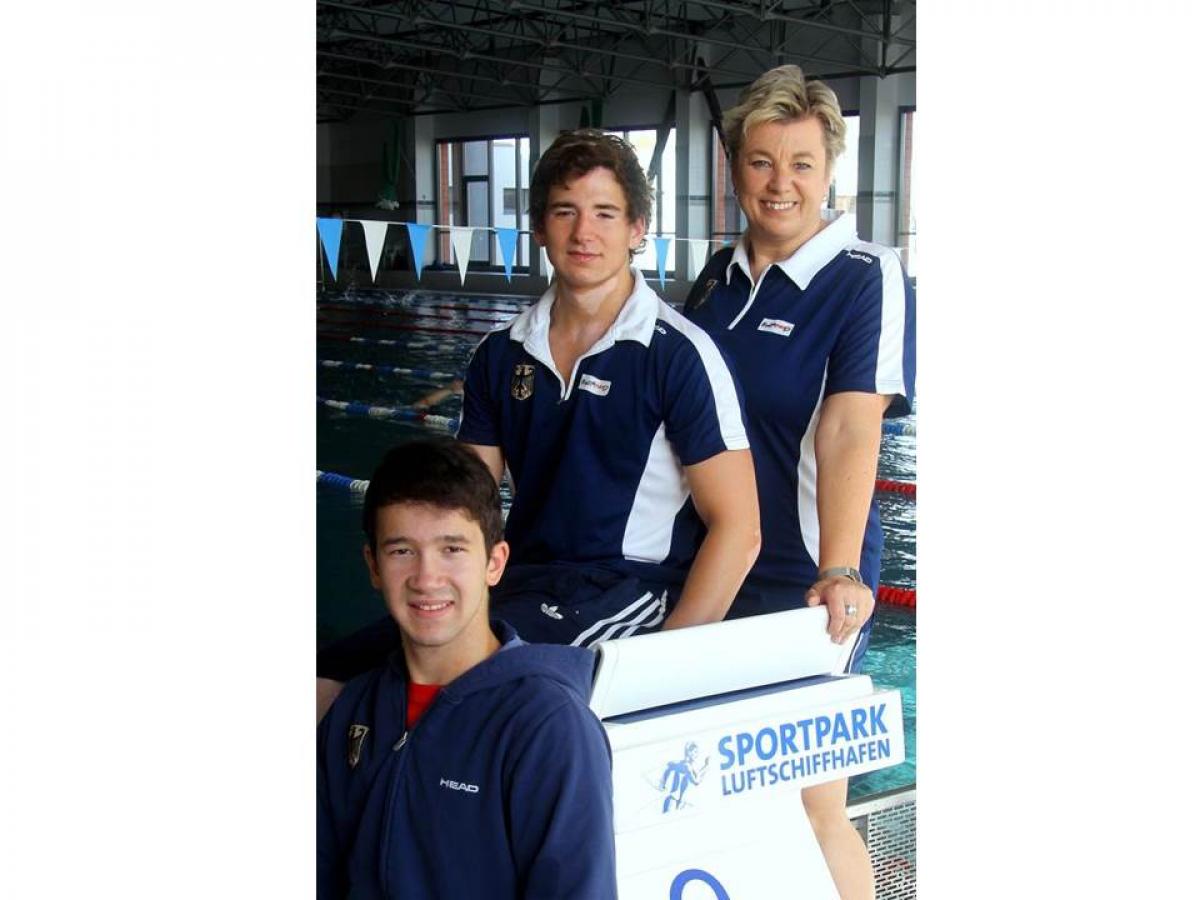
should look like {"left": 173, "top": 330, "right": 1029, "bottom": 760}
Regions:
{"left": 846, "top": 250, "right": 874, "bottom": 264}
{"left": 689, "top": 278, "right": 719, "bottom": 311}
{"left": 439, "top": 778, "right": 480, "bottom": 794}
{"left": 757, "top": 318, "right": 795, "bottom": 337}
{"left": 347, "top": 724, "right": 370, "bottom": 769}
{"left": 578, "top": 374, "right": 611, "bottom": 397}
{"left": 510, "top": 363, "right": 535, "bottom": 401}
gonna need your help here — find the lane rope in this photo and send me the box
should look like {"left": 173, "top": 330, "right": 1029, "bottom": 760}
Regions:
{"left": 319, "top": 359, "right": 462, "bottom": 381}
{"left": 318, "top": 397, "right": 456, "bottom": 432}
{"left": 316, "top": 470, "right": 371, "bottom": 493}
{"left": 875, "top": 478, "right": 916, "bottom": 498}
{"left": 318, "top": 302, "right": 517, "bottom": 326}
{"left": 876, "top": 585, "right": 916, "bottom": 608}
{"left": 317, "top": 331, "right": 468, "bottom": 351}
{"left": 315, "top": 316, "right": 494, "bottom": 338}
{"left": 321, "top": 292, "right": 527, "bottom": 313}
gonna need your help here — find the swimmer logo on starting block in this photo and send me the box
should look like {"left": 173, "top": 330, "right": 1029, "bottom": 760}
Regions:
{"left": 657, "top": 740, "right": 710, "bottom": 813}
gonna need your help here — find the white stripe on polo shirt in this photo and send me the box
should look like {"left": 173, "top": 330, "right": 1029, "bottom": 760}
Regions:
{"left": 850, "top": 241, "right": 909, "bottom": 397}
{"left": 796, "top": 368, "right": 827, "bottom": 568}
{"left": 621, "top": 305, "right": 748, "bottom": 564}
{"left": 656, "top": 301, "right": 749, "bottom": 450}
{"left": 622, "top": 423, "right": 691, "bottom": 563}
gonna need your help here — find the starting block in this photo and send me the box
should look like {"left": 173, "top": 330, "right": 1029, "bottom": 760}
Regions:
{"left": 591, "top": 607, "right": 905, "bottom": 899}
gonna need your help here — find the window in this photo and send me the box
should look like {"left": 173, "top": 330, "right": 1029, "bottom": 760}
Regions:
{"left": 831, "top": 113, "right": 860, "bottom": 217}
{"left": 607, "top": 127, "right": 676, "bottom": 276}
{"left": 435, "top": 136, "right": 531, "bottom": 272}
{"left": 712, "top": 125, "right": 744, "bottom": 242}
{"left": 502, "top": 187, "right": 527, "bottom": 217}
{"left": 897, "top": 108, "right": 917, "bottom": 278}
{"left": 489, "top": 137, "right": 531, "bottom": 266}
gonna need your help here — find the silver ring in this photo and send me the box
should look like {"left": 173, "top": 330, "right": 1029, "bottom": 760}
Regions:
{"left": 845, "top": 603, "right": 858, "bottom": 618}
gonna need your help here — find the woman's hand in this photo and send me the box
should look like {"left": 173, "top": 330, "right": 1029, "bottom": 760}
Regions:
{"left": 805, "top": 575, "right": 875, "bottom": 644}
{"left": 810, "top": 390, "right": 892, "bottom": 644}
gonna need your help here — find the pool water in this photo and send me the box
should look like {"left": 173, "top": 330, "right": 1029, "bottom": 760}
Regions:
{"left": 317, "top": 287, "right": 916, "bottom": 801}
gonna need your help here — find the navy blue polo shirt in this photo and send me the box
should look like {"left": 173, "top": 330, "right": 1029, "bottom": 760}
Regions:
{"left": 685, "top": 212, "right": 916, "bottom": 613}
{"left": 458, "top": 268, "right": 749, "bottom": 587}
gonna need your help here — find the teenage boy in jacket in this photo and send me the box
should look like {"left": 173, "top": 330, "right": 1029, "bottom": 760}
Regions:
{"left": 317, "top": 438, "right": 616, "bottom": 900}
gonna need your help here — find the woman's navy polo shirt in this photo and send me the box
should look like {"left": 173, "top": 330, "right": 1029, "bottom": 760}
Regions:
{"left": 684, "top": 211, "right": 916, "bottom": 614}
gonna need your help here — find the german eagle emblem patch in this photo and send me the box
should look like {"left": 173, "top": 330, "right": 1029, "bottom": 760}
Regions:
{"left": 511, "top": 363, "right": 535, "bottom": 401}
{"left": 689, "top": 278, "right": 719, "bottom": 312}
{"left": 347, "top": 724, "right": 370, "bottom": 769}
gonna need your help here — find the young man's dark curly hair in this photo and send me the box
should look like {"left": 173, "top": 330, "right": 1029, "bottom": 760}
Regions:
{"left": 528, "top": 129, "right": 654, "bottom": 258}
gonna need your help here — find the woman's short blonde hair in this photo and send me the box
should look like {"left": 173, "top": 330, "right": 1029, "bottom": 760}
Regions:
{"left": 722, "top": 65, "right": 846, "bottom": 168}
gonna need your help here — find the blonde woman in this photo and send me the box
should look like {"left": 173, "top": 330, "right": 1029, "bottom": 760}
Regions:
{"left": 685, "top": 65, "right": 915, "bottom": 899}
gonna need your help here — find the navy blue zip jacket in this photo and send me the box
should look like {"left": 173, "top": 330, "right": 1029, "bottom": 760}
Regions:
{"left": 317, "top": 621, "right": 617, "bottom": 899}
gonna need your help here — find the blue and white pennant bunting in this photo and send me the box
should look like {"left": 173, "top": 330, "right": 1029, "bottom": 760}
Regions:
{"left": 318, "top": 218, "right": 725, "bottom": 287}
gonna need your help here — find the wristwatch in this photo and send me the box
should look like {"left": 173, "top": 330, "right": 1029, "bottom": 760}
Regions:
{"left": 818, "top": 566, "right": 864, "bottom": 584}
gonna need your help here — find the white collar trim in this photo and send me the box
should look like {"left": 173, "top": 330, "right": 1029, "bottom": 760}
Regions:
{"left": 724, "top": 210, "right": 858, "bottom": 290}
{"left": 507, "top": 267, "right": 660, "bottom": 358}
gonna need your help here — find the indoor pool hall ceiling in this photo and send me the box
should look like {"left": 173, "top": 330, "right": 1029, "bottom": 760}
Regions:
{"left": 317, "top": 0, "right": 917, "bottom": 121}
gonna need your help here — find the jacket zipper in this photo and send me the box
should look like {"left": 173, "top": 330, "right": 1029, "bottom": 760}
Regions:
{"left": 379, "top": 694, "right": 445, "bottom": 896}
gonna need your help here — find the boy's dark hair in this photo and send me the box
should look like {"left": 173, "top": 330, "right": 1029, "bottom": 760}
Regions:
{"left": 529, "top": 129, "right": 653, "bottom": 256}
{"left": 362, "top": 438, "right": 504, "bottom": 552}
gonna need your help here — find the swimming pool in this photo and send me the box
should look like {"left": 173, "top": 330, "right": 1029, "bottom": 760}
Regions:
{"left": 316, "top": 286, "right": 916, "bottom": 801}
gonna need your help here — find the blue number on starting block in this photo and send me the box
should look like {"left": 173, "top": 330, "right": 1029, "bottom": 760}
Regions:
{"left": 670, "top": 868, "right": 731, "bottom": 900}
